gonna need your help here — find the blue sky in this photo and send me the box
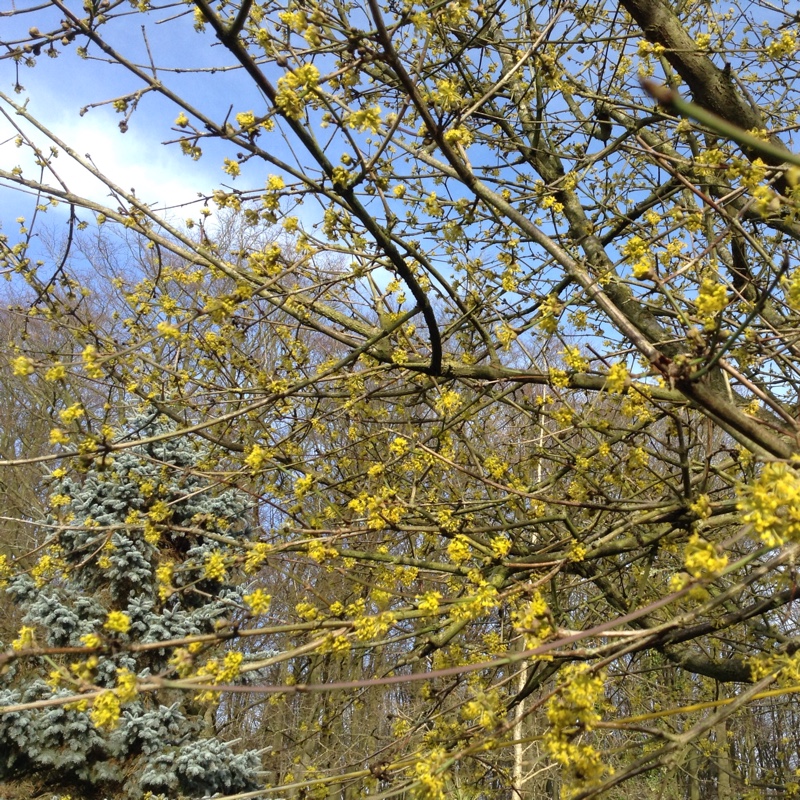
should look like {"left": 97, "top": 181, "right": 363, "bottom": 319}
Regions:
{"left": 0, "top": 5, "right": 273, "bottom": 234}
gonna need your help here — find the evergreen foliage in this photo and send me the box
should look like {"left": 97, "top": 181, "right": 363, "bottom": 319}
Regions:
{"left": 0, "top": 414, "right": 261, "bottom": 799}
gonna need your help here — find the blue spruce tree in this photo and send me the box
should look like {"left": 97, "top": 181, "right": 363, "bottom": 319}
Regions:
{"left": 1, "top": 413, "right": 263, "bottom": 799}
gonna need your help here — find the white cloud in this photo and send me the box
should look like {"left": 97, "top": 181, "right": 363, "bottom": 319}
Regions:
{"left": 1, "top": 90, "right": 219, "bottom": 221}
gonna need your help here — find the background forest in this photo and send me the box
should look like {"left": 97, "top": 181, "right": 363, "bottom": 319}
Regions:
{"left": 2, "top": 0, "right": 800, "bottom": 798}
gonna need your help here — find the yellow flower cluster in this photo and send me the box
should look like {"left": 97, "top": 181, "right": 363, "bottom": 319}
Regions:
{"left": 346, "top": 105, "right": 382, "bottom": 134}
{"left": 621, "top": 234, "right": 654, "bottom": 279}
{"left": 245, "top": 542, "right": 271, "bottom": 574}
{"left": 513, "top": 591, "right": 552, "bottom": 648}
{"left": 306, "top": 539, "right": 337, "bottom": 563}
{"left": 695, "top": 277, "right": 728, "bottom": 327}
{"left": 450, "top": 580, "right": 498, "bottom": 622}
{"left": 195, "top": 651, "right": 245, "bottom": 702}
{"left": 447, "top": 534, "right": 471, "bottom": 564}
{"left": 104, "top": 610, "right": 131, "bottom": 635}
{"left": 536, "top": 294, "right": 562, "bottom": 333}
{"left": 416, "top": 591, "right": 442, "bottom": 614}
{"left": 203, "top": 550, "right": 227, "bottom": 582}
{"left": 389, "top": 436, "right": 410, "bottom": 457}
{"left": 12, "top": 625, "right": 36, "bottom": 651}
{"left": 91, "top": 691, "right": 121, "bottom": 730}
{"left": 489, "top": 535, "right": 512, "bottom": 558}
{"left": 682, "top": 533, "right": 728, "bottom": 579}
{"left": 275, "top": 63, "right": 320, "bottom": 120}
{"left": 0, "top": 553, "right": 11, "bottom": 587}
{"left": 738, "top": 462, "right": 800, "bottom": 548}
{"left": 245, "top": 443, "right": 271, "bottom": 472}
{"left": 544, "top": 664, "right": 608, "bottom": 793}
{"left": 461, "top": 689, "right": 502, "bottom": 729}
{"left": 155, "top": 561, "right": 174, "bottom": 602}
{"left": 765, "top": 30, "right": 797, "bottom": 59}
{"left": 354, "top": 611, "right": 396, "bottom": 641}
{"left": 412, "top": 747, "right": 447, "bottom": 800}
{"left": 562, "top": 345, "right": 588, "bottom": 371}
{"left": 347, "top": 487, "right": 404, "bottom": 529}
{"left": 244, "top": 588, "right": 271, "bottom": 614}
{"left": 11, "top": 355, "right": 35, "bottom": 376}
{"left": 605, "top": 362, "right": 628, "bottom": 394}
{"left": 484, "top": 454, "right": 508, "bottom": 480}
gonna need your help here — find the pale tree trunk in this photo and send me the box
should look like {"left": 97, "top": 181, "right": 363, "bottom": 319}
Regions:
{"left": 512, "top": 657, "right": 525, "bottom": 799}
{"left": 716, "top": 685, "right": 732, "bottom": 799}
{"left": 688, "top": 746, "right": 700, "bottom": 800}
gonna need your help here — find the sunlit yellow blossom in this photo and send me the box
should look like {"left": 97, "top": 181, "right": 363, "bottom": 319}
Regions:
{"left": 739, "top": 462, "right": 800, "bottom": 547}
{"left": 682, "top": 533, "right": 728, "bottom": 579}
{"left": 0, "top": 553, "right": 11, "bottom": 587}
{"left": 115, "top": 668, "right": 138, "bottom": 703}
{"left": 203, "top": 550, "right": 227, "bottom": 582}
{"left": 223, "top": 158, "right": 241, "bottom": 177}
{"left": 12, "top": 625, "right": 36, "bottom": 650}
{"left": 244, "top": 588, "right": 272, "bottom": 614}
{"left": 245, "top": 542, "right": 271, "bottom": 574}
{"left": 91, "top": 691, "right": 121, "bottom": 730}
{"left": 59, "top": 403, "right": 84, "bottom": 424}
{"left": 104, "top": 611, "right": 131, "bottom": 635}
{"left": 245, "top": 443, "right": 271, "bottom": 472}
{"left": 447, "top": 534, "right": 471, "bottom": 564}
{"left": 45, "top": 363, "right": 66, "bottom": 381}
{"left": 11, "top": 356, "right": 35, "bottom": 376}
{"left": 236, "top": 110, "right": 256, "bottom": 129}
{"left": 606, "top": 362, "right": 628, "bottom": 394}
{"left": 695, "top": 278, "right": 728, "bottom": 326}
{"left": 347, "top": 105, "right": 382, "bottom": 133}
{"left": 489, "top": 535, "right": 512, "bottom": 558}
{"left": 389, "top": 436, "right": 410, "bottom": 457}
{"left": 544, "top": 664, "right": 608, "bottom": 792}
{"left": 295, "top": 601, "right": 319, "bottom": 621}
{"left": 417, "top": 591, "right": 442, "bottom": 614}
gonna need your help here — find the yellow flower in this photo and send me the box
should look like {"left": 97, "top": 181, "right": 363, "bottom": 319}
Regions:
{"left": 0, "top": 553, "right": 11, "bottom": 587}
{"left": 695, "top": 278, "right": 728, "bottom": 326}
{"left": 115, "top": 667, "right": 138, "bottom": 703}
{"left": 738, "top": 462, "right": 800, "bottom": 547}
{"left": 104, "top": 610, "right": 131, "bottom": 635}
{"left": 389, "top": 436, "right": 410, "bottom": 457}
{"left": 683, "top": 533, "right": 728, "bottom": 578}
{"left": 11, "top": 356, "right": 35, "bottom": 376}
{"left": 203, "top": 550, "right": 227, "bottom": 582}
{"left": 80, "top": 633, "right": 102, "bottom": 648}
{"left": 236, "top": 110, "right": 256, "bottom": 129}
{"left": 490, "top": 535, "right": 512, "bottom": 558}
{"left": 606, "top": 363, "right": 628, "bottom": 394}
{"left": 347, "top": 105, "right": 382, "bottom": 133}
{"left": 245, "top": 542, "right": 271, "bottom": 574}
{"left": 50, "top": 428, "right": 70, "bottom": 445}
{"left": 45, "top": 363, "right": 66, "bottom": 381}
{"left": 12, "top": 625, "right": 37, "bottom": 651}
{"left": 447, "top": 535, "right": 471, "bottom": 564}
{"left": 295, "top": 601, "right": 319, "bottom": 620}
{"left": 156, "top": 321, "right": 181, "bottom": 339}
{"left": 244, "top": 588, "right": 272, "bottom": 614}
{"left": 417, "top": 591, "right": 442, "bottom": 614}
{"left": 59, "top": 403, "right": 84, "bottom": 424}
{"left": 245, "top": 444, "right": 271, "bottom": 472}
{"left": 294, "top": 474, "right": 313, "bottom": 497}
{"left": 223, "top": 158, "right": 241, "bottom": 177}
{"left": 217, "top": 651, "right": 244, "bottom": 682}
{"left": 91, "top": 691, "right": 121, "bottom": 730}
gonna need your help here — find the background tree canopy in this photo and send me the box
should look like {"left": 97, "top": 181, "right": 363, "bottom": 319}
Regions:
{"left": 2, "top": 0, "right": 800, "bottom": 798}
